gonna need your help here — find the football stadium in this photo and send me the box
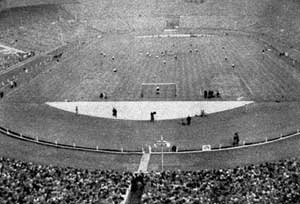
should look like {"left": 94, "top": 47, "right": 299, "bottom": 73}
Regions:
{"left": 0, "top": 0, "right": 300, "bottom": 203}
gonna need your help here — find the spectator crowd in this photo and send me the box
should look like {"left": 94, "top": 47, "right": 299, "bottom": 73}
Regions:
{"left": 0, "top": 157, "right": 131, "bottom": 204}
{"left": 1, "top": 156, "right": 300, "bottom": 204}
{"left": 142, "top": 158, "right": 300, "bottom": 204}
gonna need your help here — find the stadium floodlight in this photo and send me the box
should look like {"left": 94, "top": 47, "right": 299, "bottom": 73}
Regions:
{"left": 154, "top": 135, "right": 170, "bottom": 171}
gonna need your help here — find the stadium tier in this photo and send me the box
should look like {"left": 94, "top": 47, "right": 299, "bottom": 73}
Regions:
{"left": 142, "top": 158, "right": 300, "bottom": 204}
{"left": 0, "top": 157, "right": 132, "bottom": 204}
{"left": 1, "top": 156, "right": 300, "bottom": 204}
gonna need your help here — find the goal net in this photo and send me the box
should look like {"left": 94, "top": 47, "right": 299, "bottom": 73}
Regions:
{"left": 141, "top": 83, "right": 177, "bottom": 98}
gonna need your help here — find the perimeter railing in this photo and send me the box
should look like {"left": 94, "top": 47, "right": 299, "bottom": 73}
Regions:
{"left": 0, "top": 126, "right": 142, "bottom": 154}
{"left": 1, "top": 125, "right": 299, "bottom": 155}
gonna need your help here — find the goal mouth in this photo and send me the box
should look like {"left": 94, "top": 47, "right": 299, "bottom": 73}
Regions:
{"left": 46, "top": 101, "right": 253, "bottom": 121}
{"left": 141, "top": 83, "right": 177, "bottom": 99}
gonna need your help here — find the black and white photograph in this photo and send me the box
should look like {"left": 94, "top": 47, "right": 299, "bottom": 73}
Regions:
{"left": 0, "top": 0, "right": 300, "bottom": 203}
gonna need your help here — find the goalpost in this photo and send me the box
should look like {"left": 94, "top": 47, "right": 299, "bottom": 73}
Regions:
{"left": 141, "top": 83, "right": 177, "bottom": 98}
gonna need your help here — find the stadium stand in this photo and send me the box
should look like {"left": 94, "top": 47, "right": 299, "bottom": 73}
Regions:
{"left": 142, "top": 158, "right": 300, "bottom": 204}
{"left": 0, "top": 157, "right": 131, "bottom": 204}
{"left": 1, "top": 156, "right": 300, "bottom": 204}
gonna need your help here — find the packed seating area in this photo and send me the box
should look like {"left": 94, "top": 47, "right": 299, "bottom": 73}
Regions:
{"left": 1, "top": 156, "right": 300, "bottom": 204}
{"left": 0, "top": 157, "right": 131, "bottom": 204}
{"left": 142, "top": 158, "right": 300, "bottom": 204}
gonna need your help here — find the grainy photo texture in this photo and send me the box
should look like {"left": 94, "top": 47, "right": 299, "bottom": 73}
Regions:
{"left": 0, "top": 0, "right": 300, "bottom": 203}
